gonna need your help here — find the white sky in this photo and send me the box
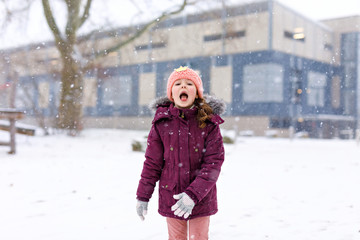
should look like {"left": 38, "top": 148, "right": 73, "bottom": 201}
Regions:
{"left": 277, "top": 0, "right": 360, "bottom": 20}
{"left": 0, "top": 0, "right": 359, "bottom": 50}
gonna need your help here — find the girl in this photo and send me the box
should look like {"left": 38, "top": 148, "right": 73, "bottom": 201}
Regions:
{"left": 136, "top": 66, "right": 225, "bottom": 240}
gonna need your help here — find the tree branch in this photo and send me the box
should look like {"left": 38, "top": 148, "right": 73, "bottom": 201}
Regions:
{"left": 78, "top": 0, "right": 92, "bottom": 29}
{"left": 1, "top": 0, "right": 35, "bottom": 31}
{"left": 92, "top": 0, "right": 189, "bottom": 60}
{"left": 65, "top": 0, "right": 80, "bottom": 45}
{"left": 41, "top": 0, "right": 65, "bottom": 48}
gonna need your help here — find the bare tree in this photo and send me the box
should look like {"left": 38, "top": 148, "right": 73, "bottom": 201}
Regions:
{"left": 18, "top": 78, "right": 52, "bottom": 135}
{"left": 38, "top": 0, "right": 190, "bottom": 136}
{"left": 0, "top": 0, "right": 34, "bottom": 30}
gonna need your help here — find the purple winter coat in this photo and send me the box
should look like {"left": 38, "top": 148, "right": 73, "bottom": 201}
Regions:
{"left": 136, "top": 95, "right": 225, "bottom": 220}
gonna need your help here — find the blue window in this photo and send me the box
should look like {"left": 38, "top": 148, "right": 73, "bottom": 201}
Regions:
{"left": 243, "top": 63, "right": 284, "bottom": 103}
{"left": 307, "top": 71, "right": 326, "bottom": 107}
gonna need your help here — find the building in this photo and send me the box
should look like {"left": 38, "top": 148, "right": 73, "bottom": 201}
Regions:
{"left": 1, "top": 0, "right": 359, "bottom": 138}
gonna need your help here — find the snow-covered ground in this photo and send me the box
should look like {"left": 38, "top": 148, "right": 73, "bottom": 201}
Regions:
{"left": 0, "top": 129, "right": 359, "bottom": 240}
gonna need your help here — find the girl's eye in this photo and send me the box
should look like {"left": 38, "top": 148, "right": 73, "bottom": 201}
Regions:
{"left": 175, "top": 83, "right": 181, "bottom": 86}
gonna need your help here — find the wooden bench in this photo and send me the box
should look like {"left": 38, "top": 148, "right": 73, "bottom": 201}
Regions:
{"left": 0, "top": 122, "right": 36, "bottom": 136}
{"left": 0, "top": 108, "right": 26, "bottom": 154}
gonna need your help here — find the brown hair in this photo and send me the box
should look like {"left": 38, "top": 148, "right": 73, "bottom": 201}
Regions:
{"left": 194, "top": 97, "right": 213, "bottom": 128}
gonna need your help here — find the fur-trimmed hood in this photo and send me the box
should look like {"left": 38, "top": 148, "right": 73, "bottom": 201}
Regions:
{"left": 149, "top": 94, "right": 226, "bottom": 115}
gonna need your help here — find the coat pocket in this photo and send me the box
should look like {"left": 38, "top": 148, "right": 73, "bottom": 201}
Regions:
{"left": 159, "top": 181, "right": 177, "bottom": 206}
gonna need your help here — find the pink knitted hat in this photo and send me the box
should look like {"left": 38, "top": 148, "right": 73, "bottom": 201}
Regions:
{"left": 167, "top": 66, "right": 203, "bottom": 101}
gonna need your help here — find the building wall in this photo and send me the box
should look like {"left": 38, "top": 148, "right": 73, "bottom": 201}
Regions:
{"left": 272, "top": 1, "right": 334, "bottom": 63}
{"left": 210, "top": 65, "right": 232, "bottom": 103}
{"left": 113, "top": 11, "right": 270, "bottom": 65}
{"left": 321, "top": 16, "right": 360, "bottom": 64}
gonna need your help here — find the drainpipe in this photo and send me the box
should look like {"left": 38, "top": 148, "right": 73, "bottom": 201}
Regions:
{"left": 356, "top": 33, "right": 360, "bottom": 144}
{"left": 221, "top": 0, "right": 227, "bottom": 55}
{"left": 268, "top": 0, "right": 273, "bottom": 51}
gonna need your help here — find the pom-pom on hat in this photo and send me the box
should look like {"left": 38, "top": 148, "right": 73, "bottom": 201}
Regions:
{"left": 167, "top": 66, "right": 203, "bottom": 102}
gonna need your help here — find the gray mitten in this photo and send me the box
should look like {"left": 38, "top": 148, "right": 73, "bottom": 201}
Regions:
{"left": 136, "top": 200, "right": 148, "bottom": 221}
{"left": 171, "top": 193, "right": 195, "bottom": 219}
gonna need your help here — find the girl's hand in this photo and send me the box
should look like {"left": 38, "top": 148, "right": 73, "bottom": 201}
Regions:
{"left": 171, "top": 193, "right": 195, "bottom": 219}
{"left": 136, "top": 200, "right": 148, "bottom": 221}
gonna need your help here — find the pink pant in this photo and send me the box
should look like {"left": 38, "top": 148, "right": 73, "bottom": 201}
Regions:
{"left": 166, "top": 216, "right": 210, "bottom": 240}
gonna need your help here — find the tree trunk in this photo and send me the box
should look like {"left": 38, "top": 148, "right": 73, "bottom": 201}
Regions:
{"left": 40, "top": 0, "right": 189, "bottom": 135}
{"left": 57, "top": 52, "right": 84, "bottom": 135}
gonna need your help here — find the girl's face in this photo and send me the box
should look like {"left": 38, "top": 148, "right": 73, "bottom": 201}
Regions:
{"left": 171, "top": 79, "right": 198, "bottom": 109}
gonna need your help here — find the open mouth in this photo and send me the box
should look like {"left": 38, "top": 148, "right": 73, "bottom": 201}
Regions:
{"left": 180, "top": 92, "right": 188, "bottom": 101}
